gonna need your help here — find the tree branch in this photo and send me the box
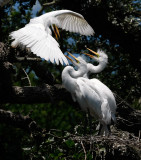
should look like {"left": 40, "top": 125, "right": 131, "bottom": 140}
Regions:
{"left": 0, "top": 83, "right": 140, "bottom": 135}
{"left": 0, "top": 84, "right": 72, "bottom": 104}
{"left": 37, "top": 0, "right": 57, "bottom": 16}
{"left": 71, "top": 133, "right": 141, "bottom": 159}
{"left": 0, "top": 109, "right": 42, "bottom": 133}
{"left": 43, "top": 0, "right": 56, "bottom": 6}
{"left": 15, "top": 57, "right": 42, "bottom": 62}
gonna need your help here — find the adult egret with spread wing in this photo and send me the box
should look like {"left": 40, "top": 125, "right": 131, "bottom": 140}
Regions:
{"left": 10, "top": 10, "right": 94, "bottom": 65}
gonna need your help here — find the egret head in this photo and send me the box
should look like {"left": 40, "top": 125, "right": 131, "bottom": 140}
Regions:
{"left": 46, "top": 17, "right": 60, "bottom": 40}
{"left": 81, "top": 48, "right": 108, "bottom": 64}
{"left": 81, "top": 48, "right": 108, "bottom": 74}
{"left": 93, "top": 49, "right": 108, "bottom": 64}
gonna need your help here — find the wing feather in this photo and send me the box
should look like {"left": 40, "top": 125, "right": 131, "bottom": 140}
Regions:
{"left": 10, "top": 25, "right": 68, "bottom": 65}
{"left": 55, "top": 12, "right": 94, "bottom": 36}
{"left": 10, "top": 10, "right": 93, "bottom": 65}
{"left": 77, "top": 78, "right": 102, "bottom": 118}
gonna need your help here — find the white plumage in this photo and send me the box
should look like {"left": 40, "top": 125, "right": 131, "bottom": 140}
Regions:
{"left": 62, "top": 51, "right": 116, "bottom": 136}
{"left": 0, "top": 0, "right": 11, "bottom": 7}
{"left": 79, "top": 50, "right": 116, "bottom": 135}
{"left": 10, "top": 10, "right": 94, "bottom": 65}
{"left": 62, "top": 57, "right": 101, "bottom": 114}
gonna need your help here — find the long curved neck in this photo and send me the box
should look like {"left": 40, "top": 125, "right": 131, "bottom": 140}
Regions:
{"left": 62, "top": 66, "right": 79, "bottom": 92}
{"left": 62, "top": 66, "right": 85, "bottom": 80}
{"left": 86, "top": 61, "right": 107, "bottom": 78}
{"left": 62, "top": 66, "right": 84, "bottom": 92}
{"left": 91, "top": 61, "right": 107, "bottom": 73}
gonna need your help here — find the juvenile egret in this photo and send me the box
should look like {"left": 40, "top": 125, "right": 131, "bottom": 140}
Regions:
{"left": 62, "top": 55, "right": 101, "bottom": 116}
{"left": 62, "top": 51, "right": 116, "bottom": 136}
{"left": 81, "top": 49, "right": 117, "bottom": 131}
{"left": 0, "top": 0, "right": 11, "bottom": 7}
{"left": 10, "top": 10, "right": 94, "bottom": 65}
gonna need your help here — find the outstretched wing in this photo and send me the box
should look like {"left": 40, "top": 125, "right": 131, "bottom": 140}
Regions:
{"left": 56, "top": 10, "right": 94, "bottom": 36}
{"left": 42, "top": 10, "right": 94, "bottom": 36}
{"left": 10, "top": 24, "right": 68, "bottom": 65}
{"left": 76, "top": 78, "right": 102, "bottom": 118}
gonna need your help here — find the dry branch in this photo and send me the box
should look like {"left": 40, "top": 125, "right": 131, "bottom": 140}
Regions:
{"left": 44, "top": 129, "right": 141, "bottom": 160}
{"left": 71, "top": 133, "right": 141, "bottom": 160}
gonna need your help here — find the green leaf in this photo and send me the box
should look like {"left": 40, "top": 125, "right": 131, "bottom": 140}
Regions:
{"left": 65, "top": 140, "right": 75, "bottom": 148}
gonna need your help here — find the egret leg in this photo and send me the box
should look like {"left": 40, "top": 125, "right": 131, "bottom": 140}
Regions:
{"left": 98, "top": 124, "right": 103, "bottom": 135}
{"left": 98, "top": 124, "right": 110, "bottom": 136}
{"left": 107, "top": 125, "right": 111, "bottom": 136}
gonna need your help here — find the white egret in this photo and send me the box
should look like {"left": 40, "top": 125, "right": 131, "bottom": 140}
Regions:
{"left": 81, "top": 49, "right": 117, "bottom": 131}
{"left": 62, "top": 51, "right": 116, "bottom": 136}
{"left": 0, "top": 0, "right": 11, "bottom": 7}
{"left": 82, "top": 49, "right": 116, "bottom": 135}
{"left": 62, "top": 54, "right": 101, "bottom": 115}
{"left": 10, "top": 10, "right": 94, "bottom": 65}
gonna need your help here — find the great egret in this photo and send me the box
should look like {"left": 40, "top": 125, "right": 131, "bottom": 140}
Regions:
{"left": 81, "top": 49, "right": 117, "bottom": 132}
{"left": 10, "top": 10, "right": 94, "bottom": 65}
{"left": 62, "top": 51, "right": 116, "bottom": 136}
{"left": 0, "top": 0, "right": 11, "bottom": 7}
{"left": 62, "top": 55, "right": 103, "bottom": 122}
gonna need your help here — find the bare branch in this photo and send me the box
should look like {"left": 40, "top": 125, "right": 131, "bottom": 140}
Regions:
{"left": 15, "top": 57, "right": 42, "bottom": 62}
{"left": 81, "top": 141, "right": 87, "bottom": 160}
{"left": 22, "top": 68, "right": 32, "bottom": 86}
{"left": 43, "top": 0, "right": 56, "bottom": 6}
{"left": 37, "top": 0, "right": 57, "bottom": 16}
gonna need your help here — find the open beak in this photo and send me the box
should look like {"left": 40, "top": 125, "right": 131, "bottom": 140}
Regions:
{"left": 52, "top": 24, "right": 60, "bottom": 40}
{"left": 81, "top": 52, "right": 94, "bottom": 58}
{"left": 67, "top": 52, "right": 79, "bottom": 63}
{"left": 65, "top": 55, "right": 74, "bottom": 63}
{"left": 86, "top": 48, "right": 99, "bottom": 57}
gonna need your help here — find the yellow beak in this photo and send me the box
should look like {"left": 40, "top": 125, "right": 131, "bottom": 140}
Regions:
{"left": 67, "top": 52, "right": 79, "bottom": 63}
{"left": 65, "top": 55, "right": 74, "bottom": 63}
{"left": 81, "top": 52, "right": 94, "bottom": 58}
{"left": 52, "top": 24, "right": 60, "bottom": 40}
{"left": 86, "top": 48, "right": 99, "bottom": 57}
